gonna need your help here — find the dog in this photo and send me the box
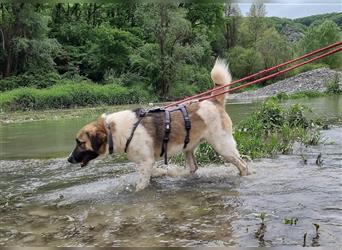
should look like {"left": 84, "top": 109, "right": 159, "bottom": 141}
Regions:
{"left": 68, "top": 59, "right": 249, "bottom": 191}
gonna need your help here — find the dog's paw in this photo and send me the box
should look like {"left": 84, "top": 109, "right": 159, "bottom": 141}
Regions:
{"left": 190, "top": 168, "right": 198, "bottom": 175}
{"left": 239, "top": 169, "right": 251, "bottom": 176}
{"left": 135, "top": 179, "right": 150, "bottom": 192}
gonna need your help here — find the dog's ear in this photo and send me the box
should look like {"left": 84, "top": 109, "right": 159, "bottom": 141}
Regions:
{"left": 88, "top": 130, "right": 106, "bottom": 152}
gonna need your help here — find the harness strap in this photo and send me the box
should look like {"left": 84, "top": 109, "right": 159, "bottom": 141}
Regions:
{"left": 124, "top": 109, "right": 146, "bottom": 153}
{"left": 160, "top": 109, "right": 171, "bottom": 164}
{"left": 108, "top": 128, "right": 114, "bottom": 154}
{"left": 179, "top": 105, "right": 191, "bottom": 149}
{"left": 124, "top": 106, "right": 191, "bottom": 165}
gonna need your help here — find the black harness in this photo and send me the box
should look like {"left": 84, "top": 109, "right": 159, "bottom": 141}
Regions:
{"left": 108, "top": 128, "right": 114, "bottom": 154}
{"left": 124, "top": 105, "right": 191, "bottom": 164}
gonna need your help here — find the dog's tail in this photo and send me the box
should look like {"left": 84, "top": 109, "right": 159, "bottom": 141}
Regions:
{"left": 210, "top": 58, "right": 232, "bottom": 107}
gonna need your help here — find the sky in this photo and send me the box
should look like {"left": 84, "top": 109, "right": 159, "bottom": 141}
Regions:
{"left": 238, "top": 0, "right": 341, "bottom": 19}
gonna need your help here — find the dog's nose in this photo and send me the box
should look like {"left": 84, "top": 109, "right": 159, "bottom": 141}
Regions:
{"left": 67, "top": 156, "right": 76, "bottom": 163}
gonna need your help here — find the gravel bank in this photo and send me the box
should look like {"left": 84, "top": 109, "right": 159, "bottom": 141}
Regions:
{"left": 229, "top": 68, "right": 342, "bottom": 102}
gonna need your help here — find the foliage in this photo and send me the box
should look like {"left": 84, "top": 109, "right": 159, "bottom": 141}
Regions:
{"left": 235, "top": 100, "right": 322, "bottom": 158}
{"left": 84, "top": 25, "right": 141, "bottom": 81}
{"left": 269, "top": 17, "right": 307, "bottom": 34}
{"left": 297, "top": 20, "right": 342, "bottom": 69}
{"left": 325, "top": 73, "right": 341, "bottom": 94}
{"left": 273, "top": 91, "right": 325, "bottom": 100}
{"left": 0, "top": 3, "right": 341, "bottom": 104}
{"left": 290, "top": 63, "right": 328, "bottom": 76}
{"left": 0, "top": 80, "right": 155, "bottom": 111}
{"left": 0, "top": 4, "right": 61, "bottom": 77}
{"left": 134, "top": 3, "right": 196, "bottom": 98}
{"left": 226, "top": 46, "right": 264, "bottom": 79}
{"left": 256, "top": 27, "right": 292, "bottom": 69}
{"left": 0, "top": 71, "right": 61, "bottom": 91}
{"left": 294, "top": 12, "right": 342, "bottom": 27}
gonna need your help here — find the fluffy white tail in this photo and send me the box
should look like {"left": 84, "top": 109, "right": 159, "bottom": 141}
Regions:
{"left": 210, "top": 58, "right": 232, "bottom": 106}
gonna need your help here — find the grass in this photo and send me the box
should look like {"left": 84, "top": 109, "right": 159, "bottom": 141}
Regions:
{"left": 0, "top": 81, "right": 156, "bottom": 112}
{"left": 0, "top": 104, "right": 144, "bottom": 124}
{"left": 325, "top": 73, "right": 341, "bottom": 95}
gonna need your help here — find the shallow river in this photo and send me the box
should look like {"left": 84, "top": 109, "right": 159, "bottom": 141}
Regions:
{"left": 0, "top": 96, "right": 341, "bottom": 246}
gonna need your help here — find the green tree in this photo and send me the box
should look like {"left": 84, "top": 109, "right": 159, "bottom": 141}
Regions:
{"left": 0, "top": 3, "right": 60, "bottom": 77}
{"left": 239, "top": 0, "right": 267, "bottom": 47}
{"left": 185, "top": 3, "right": 224, "bottom": 29}
{"left": 223, "top": 1, "right": 241, "bottom": 49}
{"left": 226, "top": 46, "right": 264, "bottom": 79}
{"left": 256, "top": 27, "right": 293, "bottom": 69}
{"left": 133, "top": 3, "right": 193, "bottom": 98}
{"left": 84, "top": 25, "right": 140, "bottom": 81}
{"left": 298, "top": 20, "right": 342, "bottom": 68}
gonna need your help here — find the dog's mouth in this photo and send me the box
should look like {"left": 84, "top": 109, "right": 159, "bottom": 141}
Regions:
{"left": 80, "top": 160, "right": 89, "bottom": 168}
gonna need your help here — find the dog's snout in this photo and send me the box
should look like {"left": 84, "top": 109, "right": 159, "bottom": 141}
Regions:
{"left": 67, "top": 155, "right": 76, "bottom": 164}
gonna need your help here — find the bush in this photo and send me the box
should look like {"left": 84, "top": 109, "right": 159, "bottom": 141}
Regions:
{"left": 298, "top": 20, "right": 342, "bottom": 69}
{"left": 0, "top": 72, "right": 61, "bottom": 92}
{"left": 325, "top": 73, "right": 341, "bottom": 95}
{"left": 0, "top": 81, "right": 156, "bottom": 111}
{"left": 226, "top": 46, "right": 264, "bottom": 79}
{"left": 290, "top": 63, "right": 328, "bottom": 76}
{"left": 234, "top": 100, "right": 320, "bottom": 158}
{"left": 272, "top": 90, "right": 325, "bottom": 100}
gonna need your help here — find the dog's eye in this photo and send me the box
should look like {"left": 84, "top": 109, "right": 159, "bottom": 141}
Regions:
{"left": 76, "top": 139, "right": 85, "bottom": 145}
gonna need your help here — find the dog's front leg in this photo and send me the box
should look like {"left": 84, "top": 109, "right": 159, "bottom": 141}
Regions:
{"left": 136, "top": 160, "right": 153, "bottom": 191}
{"left": 185, "top": 151, "right": 198, "bottom": 174}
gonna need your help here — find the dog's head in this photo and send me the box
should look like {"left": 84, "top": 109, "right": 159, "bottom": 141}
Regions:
{"left": 67, "top": 118, "right": 108, "bottom": 167}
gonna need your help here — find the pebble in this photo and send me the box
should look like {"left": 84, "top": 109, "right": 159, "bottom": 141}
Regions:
{"left": 230, "top": 68, "right": 342, "bottom": 101}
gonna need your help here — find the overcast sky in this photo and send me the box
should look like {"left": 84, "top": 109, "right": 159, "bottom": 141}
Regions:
{"left": 238, "top": 0, "right": 341, "bottom": 19}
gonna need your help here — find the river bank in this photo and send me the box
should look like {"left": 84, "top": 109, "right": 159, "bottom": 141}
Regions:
{"left": 1, "top": 68, "right": 341, "bottom": 114}
{"left": 229, "top": 68, "right": 341, "bottom": 101}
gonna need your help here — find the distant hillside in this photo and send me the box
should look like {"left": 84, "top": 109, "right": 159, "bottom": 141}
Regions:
{"left": 268, "top": 13, "right": 342, "bottom": 43}
{"left": 268, "top": 17, "right": 307, "bottom": 42}
{"left": 294, "top": 12, "right": 342, "bottom": 28}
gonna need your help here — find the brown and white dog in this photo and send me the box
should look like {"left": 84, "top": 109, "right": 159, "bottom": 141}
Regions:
{"left": 68, "top": 59, "right": 249, "bottom": 191}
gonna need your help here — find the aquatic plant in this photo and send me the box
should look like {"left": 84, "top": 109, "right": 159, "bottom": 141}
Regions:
{"left": 325, "top": 73, "right": 341, "bottom": 95}
{"left": 273, "top": 90, "right": 325, "bottom": 101}
{"left": 313, "top": 223, "right": 320, "bottom": 233}
{"left": 255, "top": 212, "right": 267, "bottom": 247}
{"left": 258, "top": 212, "right": 267, "bottom": 223}
{"left": 303, "top": 232, "right": 307, "bottom": 247}
{"left": 315, "top": 153, "right": 323, "bottom": 166}
{"left": 234, "top": 99, "right": 322, "bottom": 158}
{"left": 300, "top": 154, "right": 308, "bottom": 164}
{"left": 283, "top": 217, "right": 298, "bottom": 225}
{"left": 312, "top": 223, "right": 320, "bottom": 247}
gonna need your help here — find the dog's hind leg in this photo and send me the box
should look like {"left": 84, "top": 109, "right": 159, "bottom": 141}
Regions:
{"left": 136, "top": 159, "right": 154, "bottom": 191}
{"left": 207, "top": 134, "right": 249, "bottom": 176}
{"left": 185, "top": 151, "right": 198, "bottom": 174}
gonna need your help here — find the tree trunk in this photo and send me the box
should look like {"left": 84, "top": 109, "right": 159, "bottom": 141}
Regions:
{"left": 158, "top": 3, "right": 169, "bottom": 99}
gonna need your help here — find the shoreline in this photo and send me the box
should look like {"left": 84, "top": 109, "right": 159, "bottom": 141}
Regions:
{"left": 1, "top": 93, "right": 341, "bottom": 125}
